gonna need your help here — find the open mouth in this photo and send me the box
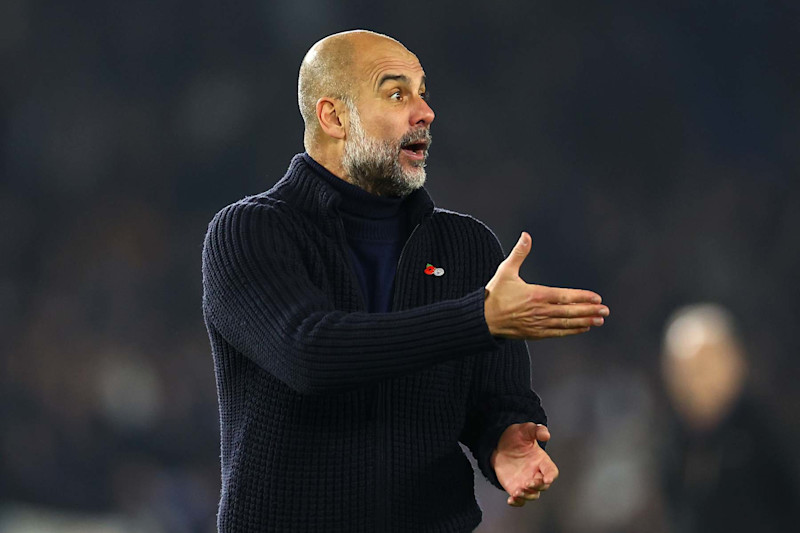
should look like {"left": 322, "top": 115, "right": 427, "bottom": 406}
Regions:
{"left": 401, "top": 140, "right": 429, "bottom": 159}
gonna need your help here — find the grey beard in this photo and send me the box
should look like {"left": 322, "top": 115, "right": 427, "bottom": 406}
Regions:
{"left": 342, "top": 104, "right": 431, "bottom": 197}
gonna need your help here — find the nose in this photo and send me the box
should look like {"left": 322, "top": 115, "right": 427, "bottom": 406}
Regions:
{"left": 412, "top": 96, "right": 435, "bottom": 127}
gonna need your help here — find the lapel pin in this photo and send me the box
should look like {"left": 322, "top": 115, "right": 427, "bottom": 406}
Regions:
{"left": 424, "top": 263, "right": 445, "bottom": 277}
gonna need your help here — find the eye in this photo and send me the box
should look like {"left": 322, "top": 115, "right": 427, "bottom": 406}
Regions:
{"left": 389, "top": 90, "right": 402, "bottom": 101}
{"left": 420, "top": 90, "right": 430, "bottom": 101}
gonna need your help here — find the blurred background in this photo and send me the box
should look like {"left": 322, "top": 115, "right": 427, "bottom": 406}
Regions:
{"left": 2, "top": 0, "right": 798, "bottom": 531}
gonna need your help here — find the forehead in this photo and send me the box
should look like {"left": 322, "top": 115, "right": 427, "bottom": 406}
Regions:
{"left": 356, "top": 41, "right": 426, "bottom": 89}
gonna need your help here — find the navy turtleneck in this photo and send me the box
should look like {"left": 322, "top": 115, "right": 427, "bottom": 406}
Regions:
{"left": 302, "top": 153, "right": 410, "bottom": 312}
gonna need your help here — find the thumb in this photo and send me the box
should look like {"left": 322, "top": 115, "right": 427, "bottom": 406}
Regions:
{"left": 535, "top": 424, "right": 551, "bottom": 443}
{"left": 522, "top": 422, "right": 542, "bottom": 442}
{"left": 501, "top": 232, "right": 532, "bottom": 275}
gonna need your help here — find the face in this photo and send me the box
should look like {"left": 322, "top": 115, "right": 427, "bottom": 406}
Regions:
{"left": 341, "top": 40, "right": 435, "bottom": 197}
{"left": 664, "top": 339, "right": 744, "bottom": 431}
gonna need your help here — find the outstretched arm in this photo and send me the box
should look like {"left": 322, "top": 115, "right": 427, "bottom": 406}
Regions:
{"left": 204, "top": 201, "right": 609, "bottom": 395}
{"left": 203, "top": 201, "right": 498, "bottom": 395}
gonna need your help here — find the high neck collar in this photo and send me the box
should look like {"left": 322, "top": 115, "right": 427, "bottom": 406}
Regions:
{"left": 267, "top": 153, "right": 435, "bottom": 236}
{"left": 301, "top": 153, "right": 404, "bottom": 220}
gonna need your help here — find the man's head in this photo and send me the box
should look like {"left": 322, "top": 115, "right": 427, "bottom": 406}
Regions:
{"left": 661, "top": 303, "right": 747, "bottom": 432}
{"left": 298, "top": 30, "right": 435, "bottom": 197}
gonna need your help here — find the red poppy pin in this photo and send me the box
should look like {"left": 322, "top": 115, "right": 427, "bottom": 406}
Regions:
{"left": 424, "top": 263, "right": 445, "bottom": 277}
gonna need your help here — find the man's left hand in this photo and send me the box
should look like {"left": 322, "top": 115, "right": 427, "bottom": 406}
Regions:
{"left": 491, "top": 423, "right": 559, "bottom": 507}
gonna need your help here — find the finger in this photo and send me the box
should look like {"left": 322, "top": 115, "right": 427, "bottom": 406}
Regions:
{"left": 526, "top": 483, "right": 551, "bottom": 493}
{"left": 535, "top": 424, "right": 550, "bottom": 442}
{"left": 535, "top": 327, "right": 592, "bottom": 338}
{"left": 499, "top": 232, "right": 532, "bottom": 276}
{"left": 526, "top": 475, "right": 551, "bottom": 491}
{"left": 542, "top": 304, "right": 610, "bottom": 319}
{"left": 540, "top": 461, "right": 560, "bottom": 485}
{"left": 512, "top": 488, "right": 539, "bottom": 503}
{"left": 536, "top": 316, "right": 605, "bottom": 329}
{"left": 536, "top": 286, "right": 602, "bottom": 305}
{"left": 507, "top": 495, "right": 525, "bottom": 507}
{"left": 521, "top": 490, "right": 541, "bottom": 501}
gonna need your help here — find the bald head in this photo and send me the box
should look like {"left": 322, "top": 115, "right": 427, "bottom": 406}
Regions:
{"left": 661, "top": 303, "right": 747, "bottom": 431}
{"left": 297, "top": 30, "right": 411, "bottom": 148}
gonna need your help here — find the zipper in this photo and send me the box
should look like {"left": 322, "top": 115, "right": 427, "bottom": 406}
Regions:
{"left": 375, "top": 380, "right": 387, "bottom": 530}
{"left": 376, "top": 218, "right": 427, "bottom": 531}
{"left": 329, "top": 191, "right": 432, "bottom": 529}
{"left": 331, "top": 218, "right": 383, "bottom": 525}
{"left": 390, "top": 220, "right": 425, "bottom": 312}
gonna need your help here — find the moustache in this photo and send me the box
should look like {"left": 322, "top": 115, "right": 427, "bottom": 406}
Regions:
{"left": 399, "top": 128, "right": 432, "bottom": 151}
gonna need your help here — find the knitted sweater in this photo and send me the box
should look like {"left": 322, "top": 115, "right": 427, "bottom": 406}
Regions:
{"left": 202, "top": 154, "right": 547, "bottom": 532}
{"left": 302, "top": 152, "right": 408, "bottom": 313}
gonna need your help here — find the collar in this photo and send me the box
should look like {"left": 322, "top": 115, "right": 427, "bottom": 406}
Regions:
{"left": 301, "top": 153, "right": 404, "bottom": 220}
{"left": 268, "top": 153, "right": 435, "bottom": 235}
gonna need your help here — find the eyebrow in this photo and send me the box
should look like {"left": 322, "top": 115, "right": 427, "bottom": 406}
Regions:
{"left": 377, "top": 74, "right": 426, "bottom": 89}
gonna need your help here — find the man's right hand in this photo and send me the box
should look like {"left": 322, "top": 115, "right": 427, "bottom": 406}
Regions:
{"left": 484, "top": 232, "right": 609, "bottom": 340}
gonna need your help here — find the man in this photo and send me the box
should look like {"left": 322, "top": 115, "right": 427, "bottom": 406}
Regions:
{"left": 202, "top": 30, "right": 609, "bottom": 532}
{"left": 660, "top": 304, "right": 798, "bottom": 532}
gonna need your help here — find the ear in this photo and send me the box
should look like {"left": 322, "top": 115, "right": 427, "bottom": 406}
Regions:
{"left": 316, "top": 97, "right": 348, "bottom": 140}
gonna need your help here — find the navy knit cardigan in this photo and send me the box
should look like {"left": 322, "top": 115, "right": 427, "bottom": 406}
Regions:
{"left": 202, "top": 154, "right": 547, "bottom": 532}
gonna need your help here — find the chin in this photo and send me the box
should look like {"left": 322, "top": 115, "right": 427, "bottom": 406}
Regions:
{"left": 402, "top": 171, "right": 426, "bottom": 192}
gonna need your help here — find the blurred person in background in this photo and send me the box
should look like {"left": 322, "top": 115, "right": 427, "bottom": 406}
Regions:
{"left": 660, "top": 303, "right": 798, "bottom": 532}
{"left": 202, "top": 29, "right": 609, "bottom": 532}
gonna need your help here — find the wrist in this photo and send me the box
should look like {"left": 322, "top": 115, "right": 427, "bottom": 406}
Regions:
{"left": 490, "top": 447, "right": 499, "bottom": 470}
{"left": 483, "top": 287, "right": 498, "bottom": 336}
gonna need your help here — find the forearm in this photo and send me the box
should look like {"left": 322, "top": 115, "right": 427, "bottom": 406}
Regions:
{"left": 460, "top": 339, "right": 547, "bottom": 489}
{"left": 202, "top": 201, "right": 499, "bottom": 394}
{"left": 204, "top": 286, "right": 498, "bottom": 394}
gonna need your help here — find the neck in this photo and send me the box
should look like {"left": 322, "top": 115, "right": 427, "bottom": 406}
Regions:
{"left": 306, "top": 142, "right": 350, "bottom": 184}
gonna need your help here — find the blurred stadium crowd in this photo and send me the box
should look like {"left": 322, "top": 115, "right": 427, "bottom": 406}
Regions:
{"left": 2, "top": 1, "right": 798, "bottom": 532}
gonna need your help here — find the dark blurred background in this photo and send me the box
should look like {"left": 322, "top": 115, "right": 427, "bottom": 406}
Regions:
{"left": 2, "top": 1, "right": 798, "bottom": 531}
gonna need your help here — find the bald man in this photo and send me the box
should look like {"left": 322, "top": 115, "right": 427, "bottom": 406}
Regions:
{"left": 659, "top": 304, "right": 799, "bottom": 532}
{"left": 202, "top": 30, "right": 609, "bottom": 532}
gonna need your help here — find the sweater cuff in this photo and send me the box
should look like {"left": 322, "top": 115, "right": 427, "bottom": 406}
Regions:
{"left": 471, "top": 287, "right": 502, "bottom": 352}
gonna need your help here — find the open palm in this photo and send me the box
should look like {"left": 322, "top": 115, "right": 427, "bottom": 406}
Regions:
{"left": 491, "top": 423, "right": 559, "bottom": 507}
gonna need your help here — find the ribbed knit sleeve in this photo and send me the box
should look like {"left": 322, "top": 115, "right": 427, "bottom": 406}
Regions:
{"left": 202, "top": 199, "right": 499, "bottom": 395}
{"left": 458, "top": 225, "right": 547, "bottom": 490}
